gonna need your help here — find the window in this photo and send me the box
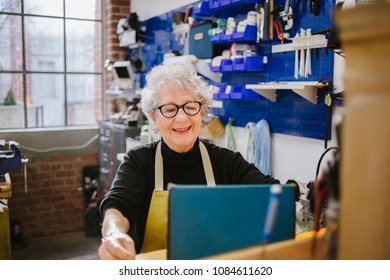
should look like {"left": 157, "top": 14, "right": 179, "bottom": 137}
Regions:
{"left": 0, "top": 0, "right": 103, "bottom": 129}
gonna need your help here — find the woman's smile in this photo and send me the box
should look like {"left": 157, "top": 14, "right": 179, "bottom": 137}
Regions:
{"left": 172, "top": 126, "right": 191, "bottom": 134}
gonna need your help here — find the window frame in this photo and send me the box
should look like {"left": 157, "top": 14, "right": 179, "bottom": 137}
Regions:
{"left": 0, "top": 0, "right": 107, "bottom": 130}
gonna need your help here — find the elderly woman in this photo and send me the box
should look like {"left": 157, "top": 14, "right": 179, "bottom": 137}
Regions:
{"left": 98, "top": 62, "right": 279, "bottom": 260}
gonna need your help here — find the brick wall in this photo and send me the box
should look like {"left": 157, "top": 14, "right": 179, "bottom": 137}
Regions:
{"left": 106, "top": 0, "right": 132, "bottom": 62}
{"left": 106, "top": 0, "right": 132, "bottom": 117}
{"left": 8, "top": 154, "right": 99, "bottom": 238}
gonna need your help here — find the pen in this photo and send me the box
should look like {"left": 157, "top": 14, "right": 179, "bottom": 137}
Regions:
{"left": 262, "top": 185, "right": 283, "bottom": 244}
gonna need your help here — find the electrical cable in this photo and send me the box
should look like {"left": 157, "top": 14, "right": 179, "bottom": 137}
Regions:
{"left": 19, "top": 133, "right": 105, "bottom": 210}
{"left": 310, "top": 146, "right": 339, "bottom": 256}
{"left": 20, "top": 134, "right": 99, "bottom": 153}
{"left": 315, "top": 146, "right": 339, "bottom": 179}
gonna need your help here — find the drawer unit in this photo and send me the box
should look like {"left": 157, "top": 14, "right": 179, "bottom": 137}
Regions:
{"left": 98, "top": 121, "right": 140, "bottom": 195}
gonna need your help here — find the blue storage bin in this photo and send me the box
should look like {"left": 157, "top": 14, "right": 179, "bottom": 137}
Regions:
{"left": 209, "top": 0, "right": 220, "bottom": 9}
{"left": 230, "top": 85, "right": 244, "bottom": 99}
{"left": 213, "top": 92, "right": 220, "bottom": 99}
{"left": 232, "top": 24, "right": 257, "bottom": 42}
{"left": 210, "top": 59, "right": 221, "bottom": 72}
{"left": 220, "top": 58, "right": 233, "bottom": 72}
{"left": 244, "top": 56, "right": 264, "bottom": 72}
{"left": 210, "top": 34, "right": 221, "bottom": 42}
{"left": 232, "top": 56, "right": 245, "bottom": 71}
{"left": 220, "top": 31, "right": 232, "bottom": 41}
{"left": 231, "top": 87, "right": 260, "bottom": 100}
{"left": 231, "top": 0, "right": 259, "bottom": 4}
{"left": 192, "top": 1, "right": 216, "bottom": 16}
{"left": 212, "top": 84, "right": 224, "bottom": 99}
{"left": 219, "top": 0, "right": 231, "bottom": 6}
{"left": 218, "top": 84, "right": 231, "bottom": 99}
{"left": 219, "top": 93, "right": 231, "bottom": 99}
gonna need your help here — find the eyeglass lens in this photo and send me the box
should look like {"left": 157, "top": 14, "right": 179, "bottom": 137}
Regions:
{"left": 159, "top": 102, "right": 201, "bottom": 118}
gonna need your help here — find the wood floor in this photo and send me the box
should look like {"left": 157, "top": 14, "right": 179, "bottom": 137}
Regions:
{"left": 11, "top": 230, "right": 101, "bottom": 260}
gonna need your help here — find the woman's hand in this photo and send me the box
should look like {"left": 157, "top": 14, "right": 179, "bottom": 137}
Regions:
{"left": 99, "top": 232, "right": 136, "bottom": 260}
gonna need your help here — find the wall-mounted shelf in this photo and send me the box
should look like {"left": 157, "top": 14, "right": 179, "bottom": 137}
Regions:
{"left": 272, "top": 34, "right": 328, "bottom": 54}
{"left": 246, "top": 82, "right": 326, "bottom": 104}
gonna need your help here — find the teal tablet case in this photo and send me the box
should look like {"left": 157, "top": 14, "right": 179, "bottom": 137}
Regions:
{"left": 167, "top": 184, "right": 296, "bottom": 260}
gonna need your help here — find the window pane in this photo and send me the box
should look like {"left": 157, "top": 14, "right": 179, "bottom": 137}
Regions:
{"left": 24, "top": 0, "right": 63, "bottom": 17}
{"left": 25, "top": 16, "right": 64, "bottom": 72}
{"left": 66, "top": 0, "right": 101, "bottom": 20}
{"left": 0, "top": 73, "right": 25, "bottom": 129}
{"left": 0, "top": 15, "right": 23, "bottom": 71}
{"left": 0, "top": 73, "right": 23, "bottom": 104}
{"left": 66, "top": 73, "right": 101, "bottom": 125}
{"left": 0, "top": 0, "right": 104, "bottom": 130}
{"left": 0, "top": 0, "right": 21, "bottom": 12}
{"left": 66, "top": 20, "right": 102, "bottom": 72}
{"left": 28, "top": 73, "right": 65, "bottom": 127}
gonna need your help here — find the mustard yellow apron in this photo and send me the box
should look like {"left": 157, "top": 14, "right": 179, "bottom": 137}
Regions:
{"left": 140, "top": 141, "right": 215, "bottom": 253}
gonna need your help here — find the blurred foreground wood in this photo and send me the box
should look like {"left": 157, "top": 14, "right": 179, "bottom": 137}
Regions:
{"left": 136, "top": 230, "right": 327, "bottom": 260}
{"left": 204, "top": 229, "right": 326, "bottom": 260}
{"left": 335, "top": 2, "right": 390, "bottom": 259}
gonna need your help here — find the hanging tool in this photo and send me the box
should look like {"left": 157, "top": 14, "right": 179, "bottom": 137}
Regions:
{"left": 130, "top": 41, "right": 146, "bottom": 73}
{"left": 263, "top": 0, "right": 270, "bottom": 40}
{"left": 294, "top": 33, "right": 299, "bottom": 79}
{"left": 304, "top": 28, "right": 312, "bottom": 77}
{"left": 299, "top": 29, "right": 305, "bottom": 77}
{"left": 279, "top": 0, "right": 294, "bottom": 32}
{"left": 269, "top": 0, "right": 274, "bottom": 40}
{"left": 271, "top": 0, "right": 294, "bottom": 42}
{"left": 256, "top": 0, "right": 270, "bottom": 41}
{"left": 309, "top": 0, "right": 320, "bottom": 16}
{"left": 274, "top": 18, "right": 285, "bottom": 43}
{"left": 255, "top": 3, "right": 265, "bottom": 42}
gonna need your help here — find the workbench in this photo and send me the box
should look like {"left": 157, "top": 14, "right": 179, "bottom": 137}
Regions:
{"left": 135, "top": 229, "right": 327, "bottom": 260}
{"left": 0, "top": 206, "right": 11, "bottom": 260}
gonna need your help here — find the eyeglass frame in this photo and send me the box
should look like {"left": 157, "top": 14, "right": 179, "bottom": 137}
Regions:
{"left": 155, "top": 101, "right": 203, "bottom": 118}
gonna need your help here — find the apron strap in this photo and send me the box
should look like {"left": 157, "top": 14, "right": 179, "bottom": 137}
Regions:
{"left": 199, "top": 141, "right": 216, "bottom": 187}
{"left": 154, "top": 140, "right": 216, "bottom": 189}
{"left": 154, "top": 142, "right": 164, "bottom": 190}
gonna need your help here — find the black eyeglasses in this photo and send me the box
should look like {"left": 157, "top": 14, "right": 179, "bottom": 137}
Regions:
{"left": 156, "top": 101, "right": 202, "bottom": 118}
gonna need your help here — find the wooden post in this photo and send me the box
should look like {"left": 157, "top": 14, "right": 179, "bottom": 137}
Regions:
{"left": 335, "top": 2, "right": 390, "bottom": 259}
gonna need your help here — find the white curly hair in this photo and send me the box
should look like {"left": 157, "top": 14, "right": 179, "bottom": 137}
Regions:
{"left": 140, "top": 62, "right": 213, "bottom": 125}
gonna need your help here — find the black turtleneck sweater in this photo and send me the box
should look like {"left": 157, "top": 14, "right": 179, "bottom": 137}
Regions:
{"left": 99, "top": 138, "right": 279, "bottom": 253}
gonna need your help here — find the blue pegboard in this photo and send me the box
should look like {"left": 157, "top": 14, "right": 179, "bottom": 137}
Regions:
{"left": 266, "top": 0, "right": 334, "bottom": 139}
{"left": 138, "top": 0, "right": 335, "bottom": 140}
{"left": 269, "top": 90, "right": 331, "bottom": 139}
{"left": 212, "top": 97, "right": 270, "bottom": 127}
{"left": 269, "top": 0, "right": 335, "bottom": 82}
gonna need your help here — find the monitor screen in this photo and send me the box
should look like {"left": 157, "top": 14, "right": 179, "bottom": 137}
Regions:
{"left": 115, "top": 66, "right": 131, "bottom": 78}
{"left": 168, "top": 184, "right": 296, "bottom": 260}
{"left": 113, "top": 61, "right": 133, "bottom": 90}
